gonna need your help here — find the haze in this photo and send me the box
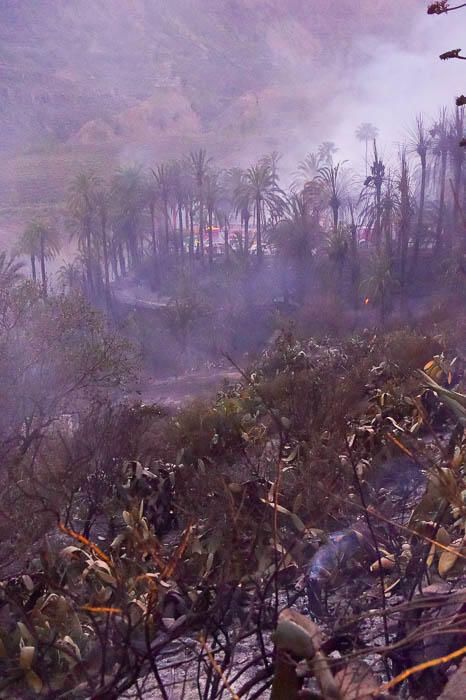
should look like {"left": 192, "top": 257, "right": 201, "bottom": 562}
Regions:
{"left": 0, "top": 0, "right": 462, "bottom": 247}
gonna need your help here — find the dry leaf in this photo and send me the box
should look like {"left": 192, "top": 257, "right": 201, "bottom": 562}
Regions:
{"left": 335, "top": 660, "right": 379, "bottom": 700}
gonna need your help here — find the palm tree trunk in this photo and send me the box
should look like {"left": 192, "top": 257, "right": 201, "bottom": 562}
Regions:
{"left": 375, "top": 185, "right": 382, "bottom": 251}
{"left": 208, "top": 206, "right": 214, "bottom": 264}
{"left": 85, "top": 224, "right": 94, "bottom": 293}
{"left": 178, "top": 203, "right": 184, "bottom": 256}
{"left": 150, "top": 203, "right": 157, "bottom": 258}
{"left": 349, "top": 205, "right": 359, "bottom": 309}
{"left": 244, "top": 212, "right": 249, "bottom": 256}
{"left": 452, "top": 109, "right": 465, "bottom": 248}
{"left": 30, "top": 254, "right": 36, "bottom": 282}
{"left": 111, "top": 243, "right": 119, "bottom": 280}
{"left": 101, "top": 214, "right": 110, "bottom": 295}
{"left": 256, "top": 196, "right": 262, "bottom": 259}
{"left": 224, "top": 218, "right": 230, "bottom": 260}
{"left": 39, "top": 233, "right": 47, "bottom": 297}
{"left": 411, "top": 156, "right": 427, "bottom": 272}
{"left": 435, "top": 151, "right": 448, "bottom": 252}
{"left": 118, "top": 242, "right": 126, "bottom": 277}
{"left": 189, "top": 204, "right": 195, "bottom": 259}
{"left": 199, "top": 193, "right": 205, "bottom": 258}
{"left": 163, "top": 199, "right": 170, "bottom": 254}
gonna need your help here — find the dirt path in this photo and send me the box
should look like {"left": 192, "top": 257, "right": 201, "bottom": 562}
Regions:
{"left": 126, "top": 368, "right": 242, "bottom": 409}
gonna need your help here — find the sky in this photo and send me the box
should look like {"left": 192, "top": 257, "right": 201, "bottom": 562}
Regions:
{"left": 327, "top": 10, "right": 465, "bottom": 169}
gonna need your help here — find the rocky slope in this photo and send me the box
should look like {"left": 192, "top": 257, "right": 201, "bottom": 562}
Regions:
{"left": 0, "top": 0, "right": 416, "bottom": 242}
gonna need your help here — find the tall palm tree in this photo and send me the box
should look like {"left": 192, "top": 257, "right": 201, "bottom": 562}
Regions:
{"left": 237, "top": 161, "right": 283, "bottom": 259}
{"left": 361, "top": 251, "right": 398, "bottom": 325}
{"left": 205, "top": 170, "right": 222, "bottom": 264}
{"left": 112, "top": 165, "right": 145, "bottom": 268}
{"left": 430, "top": 108, "right": 450, "bottom": 251}
{"left": 216, "top": 169, "right": 237, "bottom": 260}
{"left": 291, "top": 152, "right": 322, "bottom": 191}
{"left": 170, "top": 160, "right": 190, "bottom": 257}
{"left": 327, "top": 224, "right": 350, "bottom": 295}
{"left": 68, "top": 172, "right": 100, "bottom": 293}
{"left": 260, "top": 151, "right": 282, "bottom": 187}
{"left": 315, "top": 161, "right": 349, "bottom": 233}
{"left": 144, "top": 174, "right": 159, "bottom": 261}
{"left": 317, "top": 141, "right": 338, "bottom": 166}
{"left": 18, "top": 225, "right": 38, "bottom": 282}
{"left": 409, "top": 115, "right": 431, "bottom": 271}
{"left": 231, "top": 168, "right": 252, "bottom": 256}
{"left": 359, "top": 143, "right": 385, "bottom": 250}
{"left": 57, "top": 259, "right": 84, "bottom": 294}
{"left": 271, "top": 192, "right": 316, "bottom": 300}
{"left": 449, "top": 107, "right": 465, "bottom": 249}
{"left": 19, "top": 220, "right": 60, "bottom": 296}
{"left": 181, "top": 160, "right": 197, "bottom": 260}
{"left": 189, "top": 149, "right": 212, "bottom": 260}
{"left": 152, "top": 163, "right": 172, "bottom": 255}
{"left": 355, "top": 123, "right": 379, "bottom": 175}
{"left": 94, "top": 183, "right": 111, "bottom": 296}
{"left": 348, "top": 199, "right": 361, "bottom": 308}
{"left": 397, "top": 150, "right": 413, "bottom": 299}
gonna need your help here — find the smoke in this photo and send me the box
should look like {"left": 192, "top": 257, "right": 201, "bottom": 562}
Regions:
{"left": 1, "top": 0, "right": 465, "bottom": 238}
{"left": 288, "top": 11, "right": 466, "bottom": 172}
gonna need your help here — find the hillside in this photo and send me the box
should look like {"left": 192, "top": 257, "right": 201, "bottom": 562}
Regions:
{"left": 0, "top": 0, "right": 416, "bottom": 244}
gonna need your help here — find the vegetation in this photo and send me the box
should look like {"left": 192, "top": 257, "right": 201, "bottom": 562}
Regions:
{"left": 3, "top": 236, "right": 466, "bottom": 697}
{"left": 1, "top": 5, "right": 466, "bottom": 698}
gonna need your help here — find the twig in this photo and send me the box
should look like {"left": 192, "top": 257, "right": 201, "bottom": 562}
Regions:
{"left": 345, "top": 437, "right": 391, "bottom": 678}
{"left": 198, "top": 635, "right": 240, "bottom": 700}
{"left": 381, "top": 643, "right": 466, "bottom": 691}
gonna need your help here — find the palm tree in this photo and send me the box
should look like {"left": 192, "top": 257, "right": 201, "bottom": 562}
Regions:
{"left": 271, "top": 192, "right": 316, "bottom": 300}
{"left": 291, "top": 152, "right": 322, "bottom": 191}
{"left": 361, "top": 252, "right": 398, "bottom": 324}
{"left": 18, "top": 224, "right": 38, "bottom": 282}
{"left": 205, "top": 170, "right": 222, "bottom": 264}
{"left": 315, "top": 161, "right": 349, "bottom": 233}
{"left": 317, "top": 141, "right": 338, "bottom": 166}
{"left": 57, "top": 260, "right": 84, "bottom": 294}
{"left": 94, "top": 183, "right": 111, "bottom": 296}
{"left": 19, "top": 220, "right": 60, "bottom": 295}
{"left": 449, "top": 107, "right": 465, "bottom": 249}
{"left": 430, "top": 108, "right": 450, "bottom": 251}
{"left": 170, "top": 160, "right": 190, "bottom": 257}
{"left": 237, "top": 161, "right": 283, "bottom": 259}
{"left": 260, "top": 151, "right": 282, "bottom": 188}
{"left": 68, "top": 172, "right": 100, "bottom": 293}
{"left": 359, "top": 143, "right": 385, "bottom": 250}
{"left": 348, "top": 199, "right": 361, "bottom": 308}
{"left": 355, "top": 123, "right": 379, "bottom": 175}
{"left": 216, "top": 169, "right": 237, "bottom": 261}
{"left": 180, "top": 160, "right": 197, "bottom": 260}
{"left": 152, "top": 163, "right": 172, "bottom": 255}
{"left": 0, "top": 251, "right": 23, "bottom": 289}
{"left": 409, "top": 115, "right": 431, "bottom": 271}
{"left": 143, "top": 174, "right": 158, "bottom": 261}
{"left": 327, "top": 224, "right": 350, "bottom": 294}
{"left": 189, "top": 149, "right": 212, "bottom": 260}
{"left": 231, "top": 168, "right": 252, "bottom": 257}
{"left": 397, "top": 150, "right": 413, "bottom": 301}
{"left": 112, "top": 165, "right": 145, "bottom": 267}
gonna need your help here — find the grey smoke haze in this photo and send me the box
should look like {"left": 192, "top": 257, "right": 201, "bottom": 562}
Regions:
{"left": 0, "top": 0, "right": 463, "bottom": 243}
{"left": 329, "top": 12, "right": 466, "bottom": 169}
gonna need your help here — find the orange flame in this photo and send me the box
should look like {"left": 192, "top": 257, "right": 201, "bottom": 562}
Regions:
{"left": 364, "top": 297, "right": 370, "bottom": 305}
